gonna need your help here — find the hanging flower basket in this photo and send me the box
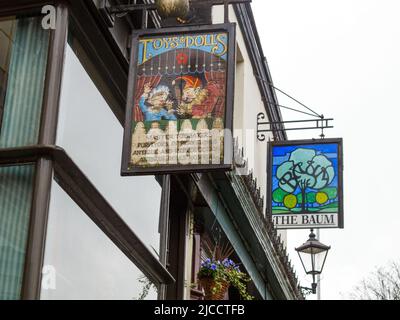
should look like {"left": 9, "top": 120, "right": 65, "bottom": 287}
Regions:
{"left": 197, "top": 258, "right": 254, "bottom": 301}
{"left": 199, "top": 276, "right": 229, "bottom": 300}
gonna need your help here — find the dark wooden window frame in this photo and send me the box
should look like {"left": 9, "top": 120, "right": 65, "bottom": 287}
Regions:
{"left": 162, "top": 174, "right": 190, "bottom": 300}
{"left": 0, "top": 0, "right": 175, "bottom": 299}
{"left": 0, "top": 145, "right": 175, "bottom": 290}
{"left": 0, "top": 0, "right": 68, "bottom": 300}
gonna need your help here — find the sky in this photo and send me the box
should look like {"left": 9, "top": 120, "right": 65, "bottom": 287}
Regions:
{"left": 252, "top": 0, "right": 400, "bottom": 299}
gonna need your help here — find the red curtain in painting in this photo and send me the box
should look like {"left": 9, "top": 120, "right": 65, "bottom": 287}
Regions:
{"left": 133, "top": 75, "right": 162, "bottom": 122}
{"left": 204, "top": 71, "right": 226, "bottom": 118}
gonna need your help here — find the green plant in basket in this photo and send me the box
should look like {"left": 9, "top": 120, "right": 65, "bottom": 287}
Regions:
{"left": 197, "top": 258, "right": 254, "bottom": 300}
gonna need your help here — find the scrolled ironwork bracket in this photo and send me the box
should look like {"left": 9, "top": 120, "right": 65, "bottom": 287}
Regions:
{"left": 256, "top": 112, "right": 334, "bottom": 141}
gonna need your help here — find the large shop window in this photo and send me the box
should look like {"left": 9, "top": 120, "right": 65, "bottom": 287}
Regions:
{"left": 0, "top": 165, "right": 35, "bottom": 300}
{"left": 0, "top": 15, "right": 50, "bottom": 300}
{"left": 56, "top": 45, "right": 161, "bottom": 254}
{"left": 41, "top": 181, "right": 157, "bottom": 300}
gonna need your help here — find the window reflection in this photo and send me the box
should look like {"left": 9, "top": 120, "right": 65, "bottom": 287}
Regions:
{"left": 0, "top": 165, "right": 35, "bottom": 300}
{"left": 0, "top": 16, "right": 49, "bottom": 147}
{"left": 0, "top": 18, "right": 15, "bottom": 124}
{"left": 0, "top": 14, "right": 49, "bottom": 300}
{"left": 57, "top": 45, "right": 161, "bottom": 255}
{"left": 41, "top": 181, "right": 157, "bottom": 300}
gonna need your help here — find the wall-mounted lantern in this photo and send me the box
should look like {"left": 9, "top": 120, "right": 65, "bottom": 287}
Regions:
{"left": 295, "top": 229, "right": 331, "bottom": 294}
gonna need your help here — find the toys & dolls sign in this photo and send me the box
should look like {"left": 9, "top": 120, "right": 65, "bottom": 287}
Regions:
{"left": 121, "top": 24, "right": 236, "bottom": 175}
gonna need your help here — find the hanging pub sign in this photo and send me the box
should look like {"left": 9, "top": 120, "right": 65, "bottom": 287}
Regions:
{"left": 121, "top": 23, "right": 236, "bottom": 175}
{"left": 268, "top": 138, "right": 344, "bottom": 229}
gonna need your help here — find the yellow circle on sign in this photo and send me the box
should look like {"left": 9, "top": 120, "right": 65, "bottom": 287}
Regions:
{"left": 316, "top": 192, "right": 328, "bottom": 204}
{"left": 284, "top": 194, "right": 297, "bottom": 209}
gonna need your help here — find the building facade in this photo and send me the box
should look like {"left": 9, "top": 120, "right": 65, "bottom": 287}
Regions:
{"left": 0, "top": 0, "right": 303, "bottom": 300}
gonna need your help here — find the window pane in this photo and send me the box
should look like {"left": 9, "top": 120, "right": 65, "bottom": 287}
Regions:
{"left": 57, "top": 44, "right": 161, "bottom": 254}
{"left": 0, "top": 16, "right": 49, "bottom": 147}
{"left": 0, "top": 165, "right": 35, "bottom": 300}
{"left": 0, "top": 18, "right": 15, "bottom": 123}
{"left": 41, "top": 181, "right": 157, "bottom": 300}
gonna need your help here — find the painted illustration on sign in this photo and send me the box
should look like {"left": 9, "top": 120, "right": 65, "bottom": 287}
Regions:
{"left": 269, "top": 140, "right": 343, "bottom": 229}
{"left": 128, "top": 30, "right": 231, "bottom": 171}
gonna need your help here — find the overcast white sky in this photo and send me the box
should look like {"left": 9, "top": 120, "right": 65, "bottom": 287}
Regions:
{"left": 253, "top": 0, "right": 400, "bottom": 299}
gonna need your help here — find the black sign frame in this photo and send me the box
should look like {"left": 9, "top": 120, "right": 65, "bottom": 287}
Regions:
{"left": 267, "top": 138, "right": 344, "bottom": 229}
{"left": 121, "top": 23, "right": 236, "bottom": 176}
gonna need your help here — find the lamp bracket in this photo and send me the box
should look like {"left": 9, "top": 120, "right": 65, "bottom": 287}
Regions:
{"left": 99, "top": 0, "right": 252, "bottom": 28}
{"left": 300, "top": 284, "right": 317, "bottom": 296}
{"left": 256, "top": 112, "right": 334, "bottom": 141}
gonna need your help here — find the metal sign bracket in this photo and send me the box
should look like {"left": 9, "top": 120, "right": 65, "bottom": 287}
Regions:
{"left": 99, "top": 0, "right": 252, "bottom": 28}
{"left": 257, "top": 113, "right": 334, "bottom": 141}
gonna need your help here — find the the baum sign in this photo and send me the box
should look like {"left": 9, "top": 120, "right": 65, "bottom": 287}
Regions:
{"left": 267, "top": 139, "right": 344, "bottom": 229}
{"left": 121, "top": 23, "right": 236, "bottom": 175}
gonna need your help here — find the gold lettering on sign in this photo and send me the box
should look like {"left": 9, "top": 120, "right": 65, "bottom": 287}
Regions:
{"left": 196, "top": 119, "right": 210, "bottom": 165}
{"left": 130, "top": 120, "right": 225, "bottom": 167}
{"left": 139, "top": 33, "right": 227, "bottom": 64}
{"left": 131, "top": 123, "right": 148, "bottom": 164}
{"left": 166, "top": 121, "right": 178, "bottom": 165}
{"left": 146, "top": 123, "right": 167, "bottom": 166}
